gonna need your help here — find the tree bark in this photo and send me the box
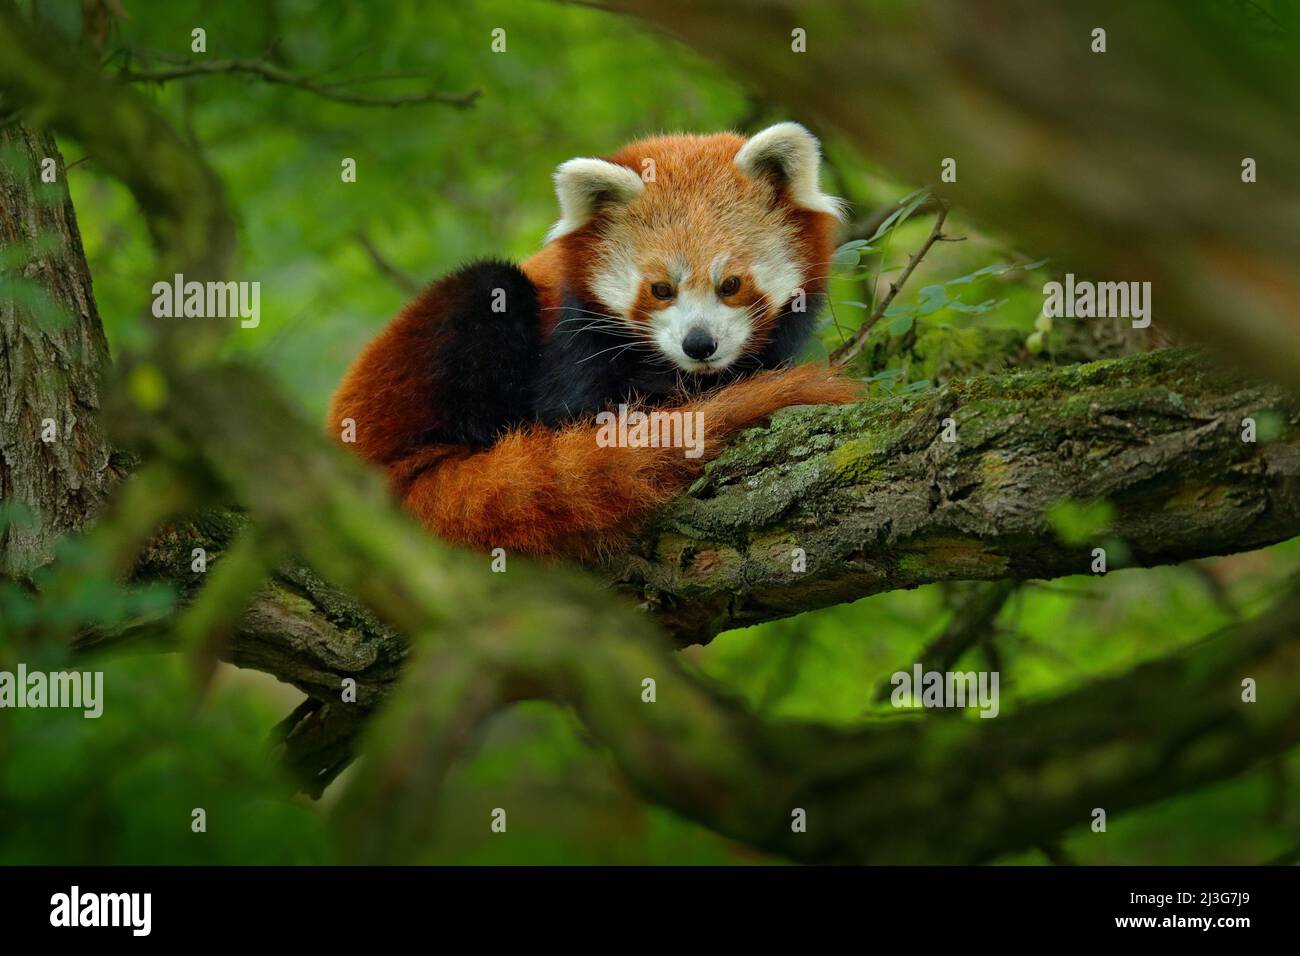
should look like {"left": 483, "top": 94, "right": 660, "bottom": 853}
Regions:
{"left": 0, "top": 122, "right": 116, "bottom": 577}
{"left": 550, "top": 574, "right": 1300, "bottom": 864}
{"left": 97, "top": 353, "right": 1300, "bottom": 860}
{"left": 95, "top": 346, "right": 1298, "bottom": 793}
{"left": 610, "top": 348, "right": 1300, "bottom": 642}
{"left": 7, "top": 1, "right": 1300, "bottom": 861}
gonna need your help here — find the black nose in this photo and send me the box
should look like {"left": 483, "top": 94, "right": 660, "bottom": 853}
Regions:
{"left": 682, "top": 328, "right": 717, "bottom": 361}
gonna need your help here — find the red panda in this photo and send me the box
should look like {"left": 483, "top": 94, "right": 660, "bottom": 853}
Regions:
{"left": 329, "top": 122, "right": 860, "bottom": 559}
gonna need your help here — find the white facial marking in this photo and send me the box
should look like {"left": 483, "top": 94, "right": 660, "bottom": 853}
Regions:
{"left": 709, "top": 253, "right": 730, "bottom": 286}
{"left": 590, "top": 252, "right": 640, "bottom": 316}
{"left": 651, "top": 287, "right": 753, "bottom": 373}
{"left": 751, "top": 249, "right": 803, "bottom": 311}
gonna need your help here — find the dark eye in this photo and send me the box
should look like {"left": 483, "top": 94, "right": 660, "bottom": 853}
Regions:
{"left": 718, "top": 276, "right": 741, "bottom": 297}
{"left": 650, "top": 281, "right": 675, "bottom": 300}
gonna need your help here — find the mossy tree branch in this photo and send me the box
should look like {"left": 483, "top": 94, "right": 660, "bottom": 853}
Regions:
{"left": 7, "top": 1, "right": 1300, "bottom": 862}
{"left": 111, "top": 348, "right": 1300, "bottom": 710}
{"left": 106, "top": 346, "right": 1300, "bottom": 801}
{"left": 102, "top": 356, "right": 1300, "bottom": 863}
{"left": 608, "top": 348, "right": 1300, "bottom": 643}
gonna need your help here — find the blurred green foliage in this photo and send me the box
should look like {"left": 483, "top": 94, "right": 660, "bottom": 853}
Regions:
{"left": 1, "top": 0, "right": 1296, "bottom": 865}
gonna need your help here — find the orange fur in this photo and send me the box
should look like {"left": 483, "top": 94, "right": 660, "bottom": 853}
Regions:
{"left": 330, "top": 291, "right": 450, "bottom": 465}
{"left": 392, "top": 364, "right": 860, "bottom": 560}
{"left": 520, "top": 132, "right": 839, "bottom": 330}
{"left": 332, "top": 127, "right": 856, "bottom": 559}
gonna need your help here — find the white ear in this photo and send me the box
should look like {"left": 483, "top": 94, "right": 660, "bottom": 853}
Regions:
{"left": 546, "top": 158, "right": 645, "bottom": 242}
{"left": 734, "top": 122, "right": 846, "bottom": 220}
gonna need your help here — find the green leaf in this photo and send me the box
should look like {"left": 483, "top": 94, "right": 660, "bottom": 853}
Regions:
{"left": 917, "top": 285, "right": 948, "bottom": 315}
{"left": 865, "top": 188, "right": 931, "bottom": 243}
{"left": 888, "top": 314, "right": 915, "bottom": 336}
{"left": 945, "top": 262, "right": 1012, "bottom": 287}
{"left": 865, "top": 368, "right": 905, "bottom": 382}
{"left": 947, "top": 297, "right": 1001, "bottom": 315}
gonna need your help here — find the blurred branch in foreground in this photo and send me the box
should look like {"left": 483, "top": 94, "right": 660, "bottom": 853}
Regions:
{"left": 97, "top": 345, "right": 1300, "bottom": 804}
{"left": 3, "top": 0, "right": 1299, "bottom": 864}
{"left": 608, "top": 0, "right": 1300, "bottom": 385}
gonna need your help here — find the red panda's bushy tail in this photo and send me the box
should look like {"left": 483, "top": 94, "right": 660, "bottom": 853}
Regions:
{"left": 387, "top": 364, "right": 860, "bottom": 560}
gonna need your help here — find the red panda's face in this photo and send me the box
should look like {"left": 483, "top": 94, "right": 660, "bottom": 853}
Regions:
{"left": 547, "top": 123, "right": 844, "bottom": 374}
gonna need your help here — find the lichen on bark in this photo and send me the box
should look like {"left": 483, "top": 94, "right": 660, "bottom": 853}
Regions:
{"left": 607, "top": 349, "right": 1300, "bottom": 642}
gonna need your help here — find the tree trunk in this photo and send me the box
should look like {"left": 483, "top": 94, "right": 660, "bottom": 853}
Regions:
{"left": 5, "top": 2, "right": 1300, "bottom": 860}
{"left": 0, "top": 123, "right": 115, "bottom": 577}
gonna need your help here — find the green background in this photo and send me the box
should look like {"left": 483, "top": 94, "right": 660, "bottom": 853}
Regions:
{"left": 1, "top": 0, "right": 1297, "bottom": 865}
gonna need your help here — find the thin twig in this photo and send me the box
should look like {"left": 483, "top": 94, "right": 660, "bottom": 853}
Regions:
{"left": 841, "top": 194, "right": 941, "bottom": 245}
{"left": 120, "top": 57, "right": 481, "bottom": 109}
{"left": 356, "top": 231, "right": 422, "bottom": 295}
{"left": 830, "top": 201, "right": 949, "bottom": 367}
